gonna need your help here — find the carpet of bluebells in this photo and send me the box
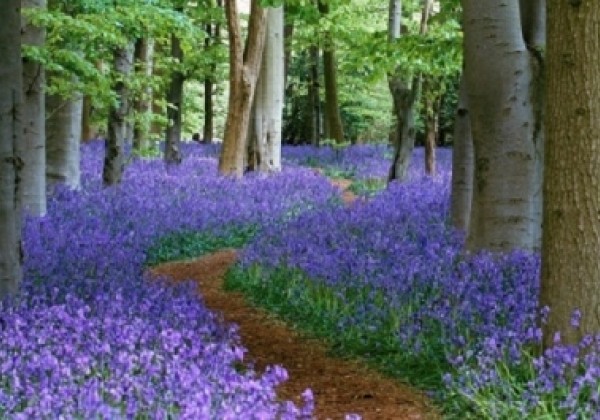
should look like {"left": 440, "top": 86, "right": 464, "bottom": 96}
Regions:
{"left": 231, "top": 146, "right": 600, "bottom": 419}
{"left": 1, "top": 142, "right": 340, "bottom": 418}
{"left": 3, "top": 141, "right": 600, "bottom": 419}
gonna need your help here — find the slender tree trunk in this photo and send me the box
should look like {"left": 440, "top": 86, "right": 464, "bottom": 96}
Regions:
{"left": 387, "top": 0, "right": 427, "bottom": 182}
{"left": 450, "top": 75, "right": 474, "bottom": 233}
{"left": 203, "top": 0, "right": 221, "bottom": 144}
{"left": 308, "top": 46, "right": 321, "bottom": 146}
{"left": 540, "top": 0, "right": 599, "bottom": 348}
{"left": 20, "top": 0, "right": 47, "bottom": 216}
{"left": 317, "top": 0, "right": 344, "bottom": 143}
{"left": 164, "top": 28, "right": 184, "bottom": 165}
{"left": 0, "top": 0, "right": 23, "bottom": 298}
{"left": 251, "top": 6, "right": 284, "bottom": 173}
{"left": 81, "top": 95, "right": 97, "bottom": 141}
{"left": 46, "top": 92, "right": 82, "bottom": 190}
{"left": 422, "top": 81, "right": 439, "bottom": 176}
{"left": 133, "top": 37, "right": 152, "bottom": 151}
{"left": 462, "top": 0, "right": 542, "bottom": 252}
{"left": 150, "top": 41, "right": 165, "bottom": 139}
{"left": 218, "top": 0, "right": 267, "bottom": 177}
{"left": 103, "top": 45, "right": 133, "bottom": 186}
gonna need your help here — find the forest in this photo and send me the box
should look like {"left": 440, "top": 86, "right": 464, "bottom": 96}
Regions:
{"left": 0, "top": 0, "right": 599, "bottom": 418}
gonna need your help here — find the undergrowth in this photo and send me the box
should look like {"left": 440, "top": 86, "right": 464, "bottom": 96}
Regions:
{"left": 145, "top": 225, "right": 258, "bottom": 266}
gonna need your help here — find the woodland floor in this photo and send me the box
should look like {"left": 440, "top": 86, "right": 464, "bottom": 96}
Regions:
{"left": 149, "top": 179, "right": 440, "bottom": 419}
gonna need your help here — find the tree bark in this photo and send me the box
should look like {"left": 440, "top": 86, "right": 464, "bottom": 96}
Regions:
{"left": 46, "top": 92, "right": 82, "bottom": 191}
{"left": 218, "top": 0, "right": 267, "bottom": 177}
{"left": 462, "top": 0, "right": 542, "bottom": 252}
{"left": 103, "top": 45, "right": 133, "bottom": 186}
{"left": 450, "top": 75, "right": 473, "bottom": 233}
{"left": 251, "top": 6, "right": 284, "bottom": 173}
{"left": 541, "top": 0, "right": 600, "bottom": 347}
{"left": 317, "top": 0, "right": 344, "bottom": 143}
{"left": 0, "top": 0, "right": 23, "bottom": 298}
{"left": 20, "top": 0, "right": 47, "bottom": 217}
{"left": 133, "top": 37, "right": 152, "bottom": 151}
{"left": 164, "top": 29, "right": 184, "bottom": 165}
{"left": 203, "top": 0, "right": 221, "bottom": 144}
{"left": 387, "top": 0, "right": 426, "bottom": 182}
{"left": 307, "top": 46, "right": 321, "bottom": 146}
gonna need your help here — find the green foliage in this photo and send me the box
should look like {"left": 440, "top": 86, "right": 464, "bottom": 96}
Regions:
{"left": 347, "top": 177, "right": 387, "bottom": 197}
{"left": 224, "top": 263, "right": 448, "bottom": 391}
{"left": 145, "top": 225, "right": 258, "bottom": 266}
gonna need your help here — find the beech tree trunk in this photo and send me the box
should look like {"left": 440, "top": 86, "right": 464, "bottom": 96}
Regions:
{"left": 462, "top": 0, "right": 544, "bottom": 252}
{"left": 307, "top": 46, "right": 321, "bottom": 145}
{"left": 164, "top": 29, "right": 184, "bottom": 165}
{"left": 20, "top": 0, "right": 47, "bottom": 217}
{"left": 103, "top": 45, "right": 133, "bottom": 186}
{"left": 540, "top": 0, "right": 600, "bottom": 348}
{"left": 203, "top": 0, "right": 222, "bottom": 144}
{"left": 450, "top": 75, "right": 474, "bottom": 233}
{"left": 422, "top": 81, "right": 439, "bottom": 176}
{"left": 317, "top": 0, "right": 344, "bottom": 143}
{"left": 387, "top": 0, "right": 428, "bottom": 182}
{"left": 133, "top": 37, "right": 152, "bottom": 151}
{"left": 0, "top": 0, "right": 23, "bottom": 298}
{"left": 250, "top": 6, "right": 284, "bottom": 173}
{"left": 218, "top": 0, "right": 267, "bottom": 177}
{"left": 46, "top": 93, "right": 82, "bottom": 190}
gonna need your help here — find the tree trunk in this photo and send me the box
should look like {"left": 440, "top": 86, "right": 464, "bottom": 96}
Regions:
{"left": 46, "top": 92, "right": 82, "bottom": 190}
{"left": 0, "top": 0, "right": 23, "bottom": 298}
{"left": 103, "top": 45, "right": 133, "bottom": 186}
{"left": 450, "top": 75, "right": 473, "bottom": 233}
{"left": 462, "top": 0, "right": 542, "bottom": 252}
{"left": 133, "top": 37, "right": 152, "bottom": 151}
{"left": 203, "top": 1, "right": 221, "bottom": 144}
{"left": 20, "top": 0, "right": 47, "bottom": 217}
{"left": 164, "top": 29, "right": 184, "bottom": 165}
{"left": 218, "top": 0, "right": 267, "bottom": 177}
{"left": 81, "top": 95, "right": 97, "bottom": 141}
{"left": 387, "top": 0, "right": 425, "bottom": 182}
{"left": 251, "top": 6, "right": 284, "bottom": 173}
{"left": 540, "top": 0, "right": 600, "bottom": 348}
{"left": 317, "top": 0, "right": 344, "bottom": 143}
{"left": 307, "top": 46, "right": 321, "bottom": 146}
{"left": 422, "top": 81, "right": 439, "bottom": 176}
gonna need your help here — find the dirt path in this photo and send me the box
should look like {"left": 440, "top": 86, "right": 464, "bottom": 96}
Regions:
{"left": 150, "top": 250, "right": 439, "bottom": 419}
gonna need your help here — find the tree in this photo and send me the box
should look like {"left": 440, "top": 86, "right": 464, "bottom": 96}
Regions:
{"left": 462, "top": 0, "right": 545, "bottom": 252}
{"left": 103, "top": 44, "right": 134, "bottom": 186}
{"left": 450, "top": 74, "right": 473, "bottom": 232}
{"left": 132, "top": 37, "right": 153, "bottom": 151}
{"left": 540, "top": 0, "right": 599, "bottom": 347}
{"left": 164, "top": 7, "right": 184, "bottom": 165}
{"left": 317, "top": 0, "right": 344, "bottom": 143}
{"left": 218, "top": 0, "right": 267, "bottom": 177}
{"left": 0, "top": 0, "right": 24, "bottom": 298}
{"left": 20, "top": 0, "right": 47, "bottom": 217}
{"left": 248, "top": 6, "right": 284, "bottom": 173}
{"left": 387, "top": 0, "right": 421, "bottom": 182}
{"left": 46, "top": 91, "right": 83, "bottom": 190}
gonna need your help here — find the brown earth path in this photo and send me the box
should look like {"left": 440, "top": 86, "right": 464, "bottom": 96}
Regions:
{"left": 149, "top": 178, "right": 440, "bottom": 419}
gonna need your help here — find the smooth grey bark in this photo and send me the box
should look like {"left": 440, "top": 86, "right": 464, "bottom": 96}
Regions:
{"left": 46, "top": 92, "right": 82, "bottom": 191}
{"left": 0, "top": 0, "right": 23, "bottom": 298}
{"left": 164, "top": 30, "right": 184, "bottom": 165}
{"left": 462, "top": 0, "right": 543, "bottom": 252}
{"left": 103, "top": 45, "right": 133, "bottom": 186}
{"left": 541, "top": 0, "right": 600, "bottom": 347}
{"left": 450, "top": 75, "right": 473, "bottom": 233}
{"left": 20, "top": 0, "right": 47, "bottom": 217}
{"left": 251, "top": 6, "right": 284, "bottom": 173}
